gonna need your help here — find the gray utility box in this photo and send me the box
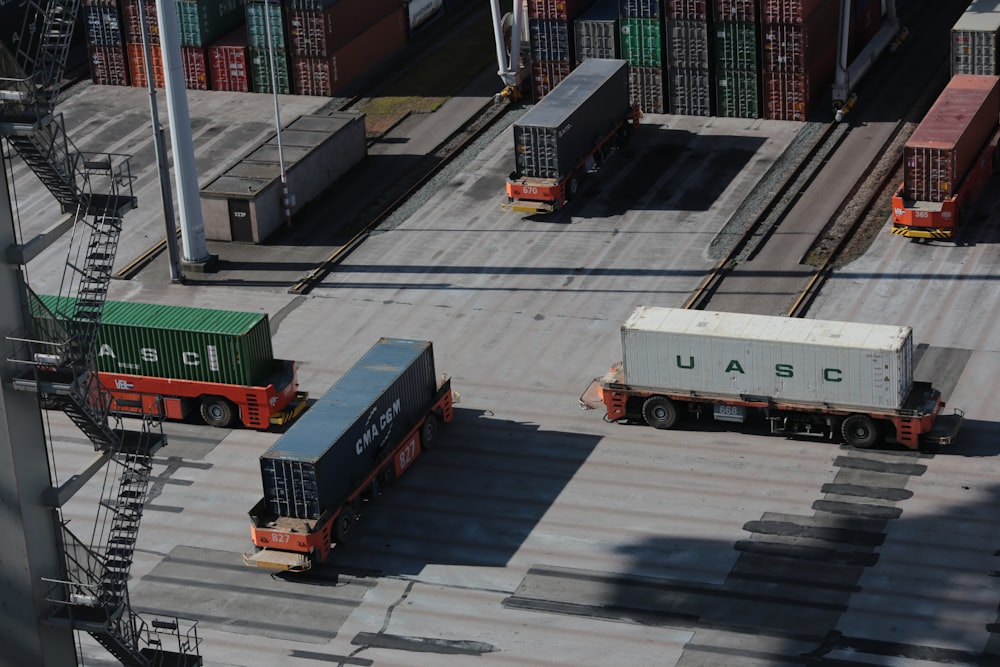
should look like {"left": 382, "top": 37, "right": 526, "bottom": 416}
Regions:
{"left": 201, "top": 112, "right": 366, "bottom": 243}
{"left": 260, "top": 338, "right": 437, "bottom": 520}
{"left": 620, "top": 307, "right": 914, "bottom": 411}
{"left": 513, "top": 58, "right": 630, "bottom": 180}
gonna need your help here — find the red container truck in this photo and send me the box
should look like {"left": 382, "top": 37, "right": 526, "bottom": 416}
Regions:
{"left": 245, "top": 338, "right": 455, "bottom": 572}
{"left": 892, "top": 74, "right": 1000, "bottom": 239}
{"left": 507, "top": 58, "right": 641, "bottom": 214}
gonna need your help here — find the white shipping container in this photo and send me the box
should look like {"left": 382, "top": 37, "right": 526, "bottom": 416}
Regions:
{"left": 951, "top": 0, "right": 1000, "bottom": 76}
{"left": 620, "top": 307, "right": 913, "bottom": 411}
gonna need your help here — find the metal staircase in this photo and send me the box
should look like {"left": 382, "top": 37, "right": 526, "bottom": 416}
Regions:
{"left": 1, "top": 2, "right": 204, "bottom": 664}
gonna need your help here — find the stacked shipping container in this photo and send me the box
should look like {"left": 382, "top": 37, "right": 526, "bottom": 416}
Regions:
{"left": 245, "top": 0, "right": 291, "bottom": 94}
{"left": 85, "top": 0, "right": 130, "bottom": 86}
{"left": 712, "top": 0, "right": 759, "bottom": 118}
{"left": 529, "top": 0, "right": 594, "bottom": 100}
{"left": 951, "top": 0, "right": 1000, "bottom": 76}
{"left": 620, "top": 0, "right": 665, "bottom": 113}
{"left": 176, "top": 0, "right": 244, "bottom": 91}
{"left": 575, "top": 0, "right": 619, "bottom": 64}
{"left": 209, "top": 27, "right": 252, "bottom": 92}
{"left": 761, "top": 0, "right": 839, "bottom": 121}
{"left": 665, "top": 0, "right": 711, "bottom": 116}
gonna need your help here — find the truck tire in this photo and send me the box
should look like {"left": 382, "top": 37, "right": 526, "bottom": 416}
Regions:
{"left": 200, "top": 396, "right": 235, "bottom": 428}
{"left": 643, "top": 396, "right": 678, "bottom": 429}
{"left": 567, "top": 174, "right": 580, "bottom": 200}
{"left": 38, "top": 392, "right": 58, "bottom": 410}
{"left": 421, "top": 414, "right": 438, "bottom": 451}
{"left": 841, "top": 414, "right": 880, "bottom": 449}
{"left": 335, "top": 506, "right": 355, "bottom": 544}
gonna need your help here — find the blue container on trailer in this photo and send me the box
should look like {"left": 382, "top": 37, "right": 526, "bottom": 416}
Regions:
{"left": 260, "top": 338, "right": 437, "bottom": 520}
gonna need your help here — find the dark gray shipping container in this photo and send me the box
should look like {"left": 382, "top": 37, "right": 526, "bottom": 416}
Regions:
{"left": 514, "top": 58, "right": 631, "bottom": 179}
{"left": 575, "top": 0, "right": 619, "bottom": 64}
{"left": 261, "top": 338, "right": 437, "bottom": 520}
{"left": 668, "top": 66, "right": 713, "bottom": 116}
{"left": 628, "top": 64, "right": 666, "bottom": 113}
{"left": 619, "top": 0, "right": 660, "bottom": 18}
{"left": 530, "top": 18, "right": 574, "bottom": 62}
{"left": 666, "top": 18, "right": 710, "bottom": 69}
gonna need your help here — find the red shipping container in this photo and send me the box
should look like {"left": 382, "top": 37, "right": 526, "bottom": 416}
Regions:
{"left": 288, "top": 0, "right": 400, "bottom": 58}
{"left": 531, "top": 60, "right": 573, "bottom": 101}
{"left": 763, "top": 43, "right": 834, "bottom": 120}
{"left": 209, "top": 27, "right": 250, "bottom": 92}
{"left": 121, "top": 0, "right": 159, "bottom": 44}
{"left": 848, "top": 0, "right": 881, "bottom": 61}
{"left": 528, "top": 0, "right": 592, "bottom": 21}
{"left": 666, "top": 0, "right": 708, "bottom": 20}
{"left": 182, "top": 46, "right": 211, "bottom": 90}
{"left": 904, "top": 74, "right": 1000, "bottom": 202}
{"left": 761, "top": 14, "right": 837, "bottom": 73}
{"left": 292, "top": 7, "right": 407, "bottom": 96}
{"left": 127, "top": 42, "right": 165, "bottom": 88}
{"left": 761, "top": 0, "right": 831, "bottom": 24}
{"left": 89, "top": 45, "right": 130, "bottom": 86}
{"left": 712, "top": 0, "right": 756, "bottom": 22}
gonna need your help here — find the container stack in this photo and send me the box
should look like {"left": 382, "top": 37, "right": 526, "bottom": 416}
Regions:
{"left": 665, "top": 0, "right": 711, "bottom": 116}
{"left": 619, "top": 0, "right": 665, "bottom": 113}
{"left": 289, "top": 0, "right": 408, "bottom": 97}
{"left": 176, "top": 0, "right": 244, "bottom": 91}
{"left": 122, "top": 0, "right": 163, "bottom": 88}
{"left": 574, "top": 0, "right": 619, "bottom": 64}
{"left": 85, "top": 0, "right": 130, "bottom": 86}
{"left": 245, "top": 0, "right": 292, "bottom": 94}
{"left": 209, "top": 27, "right": 252, "bottom": 92}
{"left": 529, "top": 0, "right": 594, "bottom": 101}
{"left": 951, "top": 0, "right": 1000, "bottom": 76}
{"left": 761, "top": 0, "right": 839, "bottom": 121}
{"left": 712, "top": 0, "right": 760, "bottom": 118}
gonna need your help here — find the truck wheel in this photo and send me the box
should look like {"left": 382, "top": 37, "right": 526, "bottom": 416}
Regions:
{"left": 642, "top": 396, "right": 678, "bottom": 429}
{"left": 841, "top": 414, "right": 880, "bottom": 449}
{"left": 567, "top": 175, "right": 579, "bottom": 200}
{"left": 200, "top": 396, "right": 235, "bottom": 428}
{"left": 335, "top": 506, "right": 355, "bottom": 544}
{"left": 38, "top": 392, "right": 58, "bottom": 410}
{"left": 421, "top": 415, "right": 438, "bottom": 451}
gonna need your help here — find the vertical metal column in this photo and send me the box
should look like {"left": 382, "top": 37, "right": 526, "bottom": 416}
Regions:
{"left": 0, "top": 150, "right": 78, "bottom": 665}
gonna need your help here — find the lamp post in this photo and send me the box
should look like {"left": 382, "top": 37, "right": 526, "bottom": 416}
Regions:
{"left": 262, "top": 0, "right": 292, "bottom": 228}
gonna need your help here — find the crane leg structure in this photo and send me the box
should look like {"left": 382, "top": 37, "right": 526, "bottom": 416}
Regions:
{"left": 833, "top": 0, "right": 906, "bottom": 121}
{"left": 490, "top": 0, "right": 527, "bottom": 101}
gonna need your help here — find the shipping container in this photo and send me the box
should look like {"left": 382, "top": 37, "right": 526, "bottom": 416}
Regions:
{"left": 666, "top": 18, "right": 709, "bottom": 69}
{"left": 903, "top": 74, "right": 1000, "bottom": 202}
{"left": 89, "top": 44, "right": 131, "bottom": 86}
{"left": 619, "top": 0, "right": 660, "bottom": 18}
{"left": 760, "top": 0, "right": 831, "bottom": 24}
{"left": 619, "top": 307, "right": 913, "bottom": 412}
{"left": 406, "top": 0, "right": 444, "bottom": 32}
{"left": 666, "top": 0, "right": 708, "bottom": 20}
{"left": 951, "top": 0, "right": 1000, "bottom": 76}
{"left": 620, "top": 17, "right": 663, "bottom": 67}
{"left": 715, "top": 68, "right": 760, "bottom": 117}
{"left": 575, "top": 0, "right": 619, "bottom": 63}
{"left": 121, "top": 0, "right": 159, "bottom": 44}
{"left": 529, "top": 0, "right": 592, "bottom": 20}
{"left": 516, "top": 58, "right": 630, "bottom": 179}
{"left": 250, "top": 47, "right": 291, "bottom": 94}
{"left": 246, "top": 0, "right": 288, "bottom": 50}
{"left": 714, "top": 20, "right": 758, "bottom": 70}
{"left": 287, "top": 0, "right": 401, "bottom": 58}
{"left": 261, "top": 338, "right": 437, "bottom": 520}
{"left": 209, "top": 27, "right": 251, "bottom": 92}
{"left": 530, "top": 18, "right": 574, "bottom": 62}
{"left": 713, "top": 0, "right": 756, "bottom": 22}
{"left": 628, "top": 63, "right": 666, "bottom": 113}
{"left": 667, "top": 66, "right": 712, "bottom": 115}
{"left": 531, "top": 59, "right": 573, "bottom": 100}
{"left": 291, "top": 7, "right": 407, "bottom": 96}
{"left": 85, "top": 3, "right": 125, "bottom": 47}
{"left": 761, "top": 8, "right": 838, "bottom": 73}
{"left": 849, "top": 0, "right": 881, "bottom": 62}
{"left": 34, "top": 296, "right": 277, "bottom": 387}
{"left": 182, "top": 45, "right": 211, "bottom": 90}
{"left": 127, "top": 41, "right": 165, "bottom": 88}
{"left": 176, "top": 0, "right": 244, "bottom": 47}
{"left": 763, "top": 67, "right": 826, "bottom": 120}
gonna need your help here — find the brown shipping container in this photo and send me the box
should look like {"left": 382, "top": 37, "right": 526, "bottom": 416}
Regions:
{"left": 904, "top": 74, "right": 1000, "bottom": 202}
{"left": 763, "top": 60, "right": 831, "bottom": 120}
{"left": 761, "top": 0, "right": 838, "bottom": 73}
{"left": 849, "top": 0, "right": 881, "bottom": 61}
{"left": 210, "top": 28, "right": 251, "bottom": 92}
{"left": 528, "top": 0, "right": 592, "bottom": 20}
{"left": 288, "top": 0, "right": 400, "bottom": 58}
{"left": 761, "top": 0, "right": 831, "bottom": 24}
{"left": 182, "top": 46, "right": 211, "bottom": 90}
{"left": 89, "top": 45, "right": 130, "bottom": 86}
{"left": 292, "top": 7, "right": 407, "bottom": 96}
{"left": 713, "top": 0, "right": 756, "bottom": 22}
{"left": 121, "top": 0, "right": 159, "bottom": 44}
{"left": 127, "top": 42, "right": 165, "bottom": 88}
{"left": 666, "top": 0, "right": 708, "bottom": 21}
{"left": 532, "top": 60, "right": 573, "bottom": 101}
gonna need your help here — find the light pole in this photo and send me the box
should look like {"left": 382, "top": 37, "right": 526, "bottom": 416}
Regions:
{"left": 262, "top": 0, "right": 292, "bottom": 227}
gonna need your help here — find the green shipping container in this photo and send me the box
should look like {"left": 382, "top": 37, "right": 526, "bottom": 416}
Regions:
{"left": 245, "top": 0, "right": 287, "bottom": 50}
{"left": 620, "top": 18, "right": 662, "bottom": 67}
{"left": 250, "top": 47, "right": 291, "bottom": 94}
{"left": 714, "top": 21, "right": 758, "bottom": 71}
{"left": 33, "top": 295, "right": 276, "bottom": 387}
{"left": 176, "top": 0, "right": 244, "bottom": 47}
{"left": 715, "top": 68, "right": 760, "bottom": 118}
